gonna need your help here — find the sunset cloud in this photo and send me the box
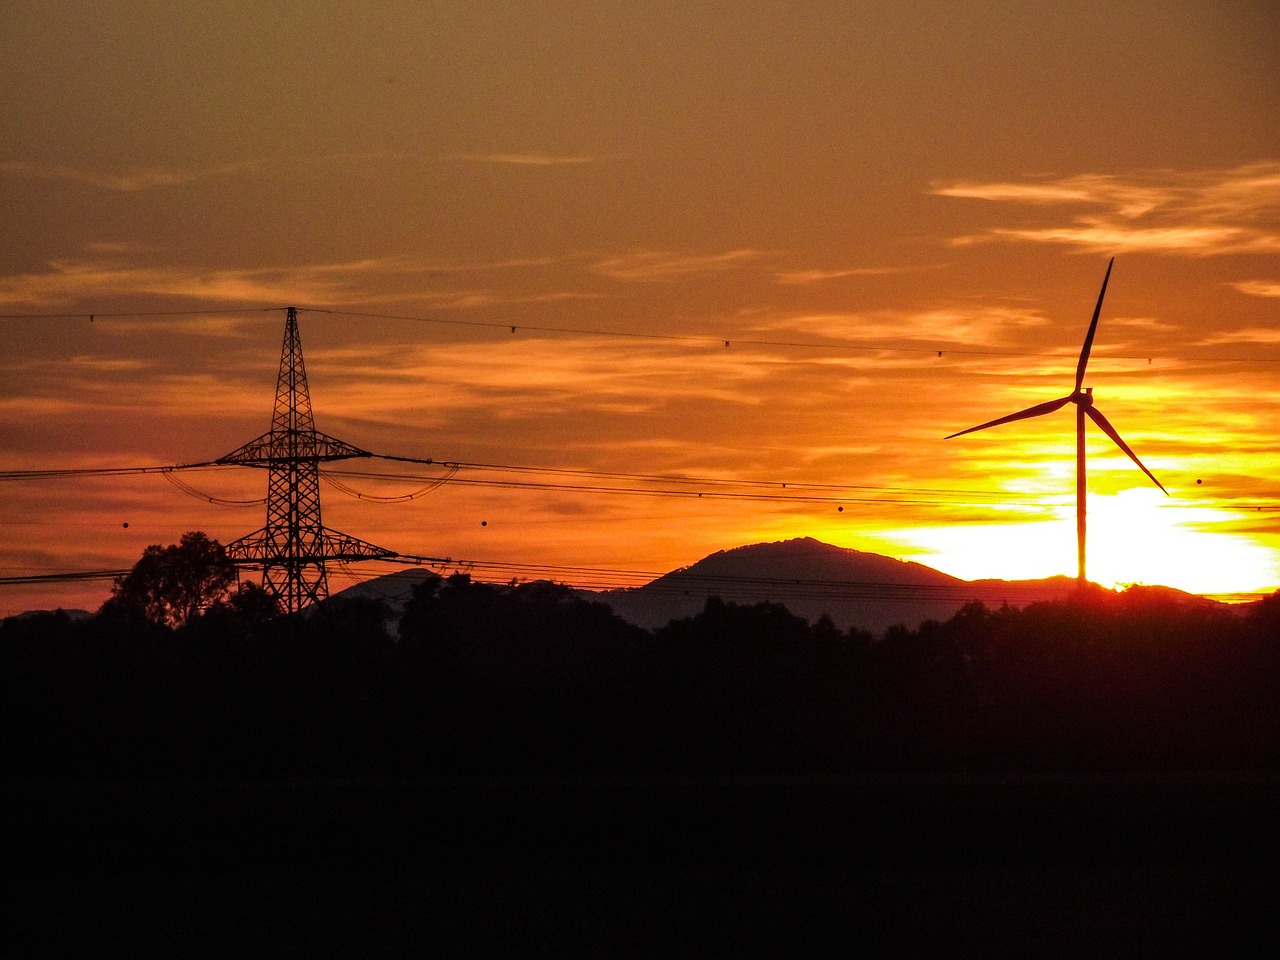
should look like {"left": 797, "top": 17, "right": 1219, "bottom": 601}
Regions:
{"left": 0, "top": 152, "right": 406, "bottom": 192}
{"left": 0, "top": 260, "right": 340, "bottom": 309}
{"left": 935, "top": 176, "right": 1171, "bottom": 218}
{"left": 1231, "top": 280, "right": 1280, "bottom": 298}
{"left": 935, "top": 162, "right": 1280, "bottom": 257}
{"left": 418, "top": 256, "right": 567, "bottom": 274}
{"left": 751, "top": 305, "right": 1051, "bottom": 345}
{"left": 593, "top": 249, "right": 769, "bottom": 282}
{"left": 0, "top": 159, "right": 267, "bottom": 192}
{"left": 0, "top": 252, "right": 577, "bottom": 311}
{"left": 1196, "top": 327, "right": 1280, "bottom": 346}
{"left": 456, "top": 153, "right": 613, "bottom": 166}
{"left": 771, "top": 265, "right": 930, "bottom": 285}
{"left": 408, "top": 289, "right": 605, "bottom": 311}
{"left": 306, "top": 336, "right": 779, "bottom": 422}
{"left": 0, "top": 246, "right": 615, "bottom": 316}
{"left": 959, "top": 223, "right": 1280, "bottom": 256}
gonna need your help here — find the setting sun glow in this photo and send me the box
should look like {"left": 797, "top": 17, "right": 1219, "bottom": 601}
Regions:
{"left": 1, "top": 2, "right": 1277, "bottom": 615}
{"left": 894, "top": 489, "right": 1279, "bottom": 597}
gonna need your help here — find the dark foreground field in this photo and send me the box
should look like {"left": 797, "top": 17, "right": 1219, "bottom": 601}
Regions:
{"left": 6, "top": 773, "right": 1279, "bottom": 956}
{"left": 7, "top": 585, "right": 1280, "bottom": 953}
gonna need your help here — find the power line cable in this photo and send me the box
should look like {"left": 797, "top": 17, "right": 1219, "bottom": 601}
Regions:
{"left": 0, "top": 570, "right": 129, "bottom": 586}
{"left": 320, "top": 464, "right": 458, "bottom": 503}
{"left": 304, "top": 306, "right": 1280, "bottom": 364}
{"left": 326, "top": 467, "right": 1031, "bottom": 508}
{"left": 4, "top": 552, "right": 1271, "bottom": 605}
{"left": 2, "top": 304, "right": 1276, "bottom": 364}
{"left": 0, "top": 307, "right": 282, "bottom": 320}
{"left": 0, "top": 454, "right": 1055, "bottom": 504}
{"left": 0, "top": 461, "right": 220, "bottom": 481}
{"left": 315, "top": 553, "right": 1279, "bottom": 604}
{"left": 3, "top": 454, "right": 1278, "bottom": 511}
{"left": 162, "top": 470, "right": 266, "bottom": 506}
{"left": 371, "top": 454, "right": 1017, "bottom": 497}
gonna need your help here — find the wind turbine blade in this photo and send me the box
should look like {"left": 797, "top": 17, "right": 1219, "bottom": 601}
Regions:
{"left": 1075, "top": 257, "right": 1114, "bottom": 392}
{"left": 1084, "top": 404, "right": 1168, "bottom": 495}
{"left": 945, "top": 395, "right": 1074, "bottom": 439}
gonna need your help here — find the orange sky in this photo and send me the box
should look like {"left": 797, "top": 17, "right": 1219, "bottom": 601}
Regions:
{"left": 2, "top": 2, "right": 1279, "bottom": 615}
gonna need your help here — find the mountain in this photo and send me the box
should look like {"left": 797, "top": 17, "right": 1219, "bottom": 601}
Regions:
{"left": 593, "top": 537, "right": 1078, "bottom": 634}
{"left": 11, "top": 608, "right": 94, "bottom": 621}
{"left": 335, "top": 538, "right": 1081, "bottom": 635}
{"left": 331, "top": 569, "right": 428, "bottom": 610}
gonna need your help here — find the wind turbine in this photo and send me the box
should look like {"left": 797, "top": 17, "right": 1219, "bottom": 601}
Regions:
{"left": 946, "top": 258, "right": 1168, "bottom": 585}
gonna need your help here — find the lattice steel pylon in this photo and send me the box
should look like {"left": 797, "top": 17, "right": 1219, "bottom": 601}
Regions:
{"left": 217, "top": 307, "right": 394, "bottom": 614}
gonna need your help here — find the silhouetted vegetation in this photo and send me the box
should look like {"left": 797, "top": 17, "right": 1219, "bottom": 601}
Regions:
{"left": 10, "top": 548, "right": 1280, "bottom": 952}
{"left": 100, "top": 531, "right": 258, "bottom": 630}
{"left": 5, "top": 546, "right": 1280, "bottom": 779}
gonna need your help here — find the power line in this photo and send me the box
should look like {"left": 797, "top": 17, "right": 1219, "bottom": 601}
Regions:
{"left": 162, "top": 471, "right": 265, "bottom": 506}
{"left": 320, "top": 464, "right": 458, "bottom": 503}
{"left": 327, "top": 467, "right": 1033, "bottom": 508}
{"left": 4, "top": 553, "right": 1271, "bottom": 606}
{"left": 2, "top": 304, "right": 1277, "bottom": 364}
{"left": 267, "top": 553, "right": 1280, "bottom": 605}
{"left": 4, "top": 453, "right": 1279, "bottom": 511}
{"left": 0, "top": 308, "right": 281, "bottom": 320}
{"left": 304, "top": 306, "right": 1280, "bottom": 365}
{"left": 8, "top": 304, "right": 1271, "bottom": 613}
{"left": 0, "top": 462, "right": 220, "bottom": 481}
{"left": 0, "top": 570, "right": 128, "bottom": 586}
{"left": 372, "top": 454, "right": 1015, "bottom": 497}
{"left": 229, "top": 552, "right": 1059, "bottom": 604}
{"left": 0, "top": 454, "right": 1054, "bottom": 504}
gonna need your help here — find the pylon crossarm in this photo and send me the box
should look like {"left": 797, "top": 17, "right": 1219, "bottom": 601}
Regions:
{"left": 223, "top": 530, "right": 272, "bottom": 562}
{"left": 217, "top": 430, "right": 372, "bottom": 466}
{"left": 317, "top": 528, "right": 398, "bottom": 561}
{"left": 223, "top": 527, "right": 394, "bottom": 563}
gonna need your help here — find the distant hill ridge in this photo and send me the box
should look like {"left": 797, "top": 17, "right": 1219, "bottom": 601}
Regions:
{"left": 656, "top": 537, "right": 963, "bottom": 586}
{"left": 337, "top": 537, "right": 1091, "bottom": 635}
{"left": 594, "top": 537, "right": 1079, "bottom": 634}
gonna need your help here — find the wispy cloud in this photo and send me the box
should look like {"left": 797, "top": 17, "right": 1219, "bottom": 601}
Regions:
{"left": 1196, "top": 327, "right": 1280, "bottom": 346}
{"left": 419, "top": 256, "right": 566, "bottom": 274}
{"left": 751, "top": 305, "right": 1050, "bottom": 344}
{"left": 0, "top": 158, "right": 267, "bottom": 192}
{"left": 959, "top": 222, "right": 1280, "bottom": 256}
{"left": 1103, "top": 315, "right": 1184, "bottom": 333}
{"left": 772, "top": 264, "right": 931, "bottom": 285}
{"left": 934, "top": 162, "right": 1280, "bottom": 257}
{"left": 935, "top": 176, "right": 1172, "bottom": 218}
{"left": 0, "top": 151, "right": 406, "bottom": 192}
{"left": 307, "top": 336, "right": 778, "bottom": 420}
{"left": 92, "top": 316, "right": 262, "bottom": 339}
{"left": 0, "top": 250, "right": 598, "bottom": 312}
{"left": 62, "top": 356, "right": 152, "bottom": 373}
{"left": 1231, "top": 280, "right": 1280, "bottom": 298}
{"left": 0, "top": 256, "right": 375, "bottom": 309}
{"left": 593, "top": 249, "right": 769, "bottom": 282}
{"left": 411, "top": 289, "right": 605, "bottom": 310}
{"left": 456, "top": 152, "right": 614, "bottom": 167}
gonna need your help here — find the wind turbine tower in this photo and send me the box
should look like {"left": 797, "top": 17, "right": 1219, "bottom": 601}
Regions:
{"left": 947, "top": 259, "right": 1168, "bottom": 585}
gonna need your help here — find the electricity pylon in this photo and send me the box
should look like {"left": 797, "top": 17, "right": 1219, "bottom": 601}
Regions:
{"left": 218, "top": 307, "right": 394, "bottom": 613}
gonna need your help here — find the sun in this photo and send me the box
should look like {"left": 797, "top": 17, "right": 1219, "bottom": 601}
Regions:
{"left": 887, "top": 488, "right": 1277, "bottom": 597}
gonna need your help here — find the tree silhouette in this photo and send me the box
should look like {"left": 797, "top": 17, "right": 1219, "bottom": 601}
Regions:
{"left": 101, "top": 531, "right": 242, "bottom": 629}
{"left": 399, "top": 573, "right": 642, "bottom": 688}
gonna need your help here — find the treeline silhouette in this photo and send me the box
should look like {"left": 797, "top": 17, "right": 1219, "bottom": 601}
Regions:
{"left": 5, "top": 572, "right": 1280, "bottom": 779}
